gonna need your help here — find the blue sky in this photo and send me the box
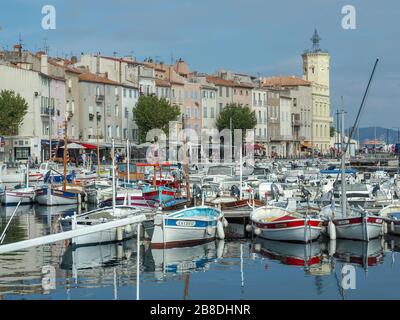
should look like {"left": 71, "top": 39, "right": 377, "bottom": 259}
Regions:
{"left": 1, "top": 0, "right": 399, "bottom": 128}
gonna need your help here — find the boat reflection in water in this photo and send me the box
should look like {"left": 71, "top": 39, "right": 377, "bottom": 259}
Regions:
{"left": 144, "top": 240, "right": 225, "bottom": 278}
{"left": 60, "top": 238, "right": 139, "bottom": 271}
{"left": 34, "top": 204, "right": 78, "bottom": 217}
{"left": 328, "top": 238, "right": 384, "bottom": 269}
{"left": 253, "top": 238, "right": 323, "bottom": 270}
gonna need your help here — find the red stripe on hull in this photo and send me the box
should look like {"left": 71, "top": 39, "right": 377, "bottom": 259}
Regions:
{"left": 256, "top": 219, "right": 322, "bottom": 229}
{"left": 151, "top": 237, "right": 215, "bottom": 249}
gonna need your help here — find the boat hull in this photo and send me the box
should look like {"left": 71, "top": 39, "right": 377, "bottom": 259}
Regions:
{"left": 36, "top": 188, "right": 79, "bottom": 206}
{"left": 1, "top": 189, "right": 35, "bottom": 205}
{"left": 254, "top": 220, "right": 322, "bottom": 243}
{"left": 332, "top": 216, "right": 383, "bottom": 241}
{"left": 151, "top": 207, "right": 223, "bottom": 248}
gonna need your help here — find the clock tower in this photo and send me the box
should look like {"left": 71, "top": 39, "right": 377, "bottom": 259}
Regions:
{"left": 302, "top": 29, "right": 332, "bottom": 153}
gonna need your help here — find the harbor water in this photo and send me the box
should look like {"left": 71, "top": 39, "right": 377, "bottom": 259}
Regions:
{"left": 1, "top": 205, "right": 400, "bottom": 300}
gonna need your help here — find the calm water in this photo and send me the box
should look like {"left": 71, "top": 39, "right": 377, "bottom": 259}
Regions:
{"left": 1, "top": 205, "right": 400, "bottom": 300}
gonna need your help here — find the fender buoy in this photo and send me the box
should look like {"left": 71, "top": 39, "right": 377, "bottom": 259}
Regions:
{"left": 328, "top": 220, "right": 336, "bottom": 240}
{"left": 254, "top": 227, "right": 261, "bottom": 236}
{"left": 245, "top": 224, "right": 253, "bottom": 233}
{"left": 222, "top": 217, "right": 228, "bottom": 228}
{"left": 206, "top": 226, "right": 213, "bottom": 236}
{"left": 217, "top": 220, "right": 225, "bottom": 240}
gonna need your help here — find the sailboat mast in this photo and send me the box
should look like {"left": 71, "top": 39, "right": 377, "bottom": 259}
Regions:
{"left": 340, "top": 110, "right": 347, "bottom": 217}
{"left": 63, "top": 119, "right": 68, "bottom": 192}
{"left": 96, "top": 121, "right": 101, "bottom": 178}
{"left": 112, "top": 139, "right": 116, "bottom": 212}
{"left": 126, "top": 139, "right": 130, "bottom": 184}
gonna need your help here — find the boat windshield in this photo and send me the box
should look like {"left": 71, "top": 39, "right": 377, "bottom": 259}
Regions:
{"left": 207, "top": 166, "right": 233, "bottom": 176}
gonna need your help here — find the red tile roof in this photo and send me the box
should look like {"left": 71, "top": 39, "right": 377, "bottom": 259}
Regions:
{"left": 261, "top": 76, "right": 311, "bottom": 87}
{"left": 206, "top": 76, "right": 236, "bottom": 87}
{"left": 79, "top": 73, "right": 119, "bottom": 85}
{"left": 155, "top": 78, "right": 171, "bottom": 87}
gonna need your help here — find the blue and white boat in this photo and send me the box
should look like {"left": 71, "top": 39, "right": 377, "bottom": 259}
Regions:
{"left": 151, "top": 206, "right": 227, "bottom": 248}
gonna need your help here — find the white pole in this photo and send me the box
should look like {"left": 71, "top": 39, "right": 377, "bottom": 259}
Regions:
{"left": 112, "top": 139, "right": 116, "bottom": 213}
{"left": 239, "top": 145, "right": 243, "bottom": 200}
{"left": 340, "top": 111, "right": 347, "bottom": 217}
{"left": 136, "top": 222, "right": 140, "bottom": 300}
{"left": 240, "top": 242, "right": 244, "bottom": 288}
{"left": 113, "top": 267, "right": 118, "bottom": 300}
{"left": 0, "top": 200, "right": 22, "bottom": 244}
{"left": 0, "top": 214, "right": 146, "bottom": 254}
{"left": 127, "top": 139, "right": 130, "bottom": 185}
{"left": 26, "top": 162, "right": 29, "bottom": 188}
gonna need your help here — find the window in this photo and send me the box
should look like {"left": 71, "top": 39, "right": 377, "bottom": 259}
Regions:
{"left": 124, "top": 128, "right": 127, "bottom": 139}
{"left": 115, "top": 105, "right": 119, "bottom": 117}
{"left": 71, "top": 125, "right": 75, "bottom": 137}
{"left": 210, "top": 107, "right": 215, "bottom": 118}
{"left": 226, "top": 87, "right": 229, "bottom": 97}
{"left": 96, "top": 86, "right": 100, "bottom": 96}
{"left": 219, "top": 103, "right": 223, "bottom": 114}
{"left": 15, "top": 147, "right": 30, "bottom": 160}
{"left": 129, "top": 89, "right": 132, "bottom": 98}
{"left": 219, "top": 87, "right": 222, "bottom": 97}
{"left": 123, "top": 88, "right": 127, "bottom": 97}
{"left": 234, "top": 89, "right": 237, "bottom": 95}
{"left": 203, "top": 106, "right": 207, "bottom": 118}
{"left": 116, "top": 125, "right": 120, "bottom": 138}
{"left": 194, "top": 107, "right": 198, "bottom": 119}
{"left": 125, "top": 107, "right": 128, "bottom": 118}
{"left": 240, "top": 90, "right": 243, "bottom": 96}
{"left": 186, "top": 107, "right": 191, "bottom": 118}
{"left": 108, "top": 125, "right": 112, "bottom": 138}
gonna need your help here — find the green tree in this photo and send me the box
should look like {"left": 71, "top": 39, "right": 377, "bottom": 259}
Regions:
{"left": 133, "top": 95, "right": 180, "bottom": 142}
{"left": 216, "top": 103, "right": 257, "bottom": 136}
{"left": 330, "top": 126, "right": 336, "bottom": 138}
{"left": 0, "top": 90, "right": 28, "bottom": 136}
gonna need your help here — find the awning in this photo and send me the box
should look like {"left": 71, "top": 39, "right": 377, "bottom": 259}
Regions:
{"left": 80, "top": 143, "right": 97, "bottom": 149}
{"left": 61, "top": 143, "right": 85, "bottom": 149}
{"left": 301, "top": 141, "right": 312, "bottom": 148}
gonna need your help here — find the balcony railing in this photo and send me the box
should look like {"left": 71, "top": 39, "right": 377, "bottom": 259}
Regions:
{"left": 40, "top": 107, "right": 55, "bottom": 116}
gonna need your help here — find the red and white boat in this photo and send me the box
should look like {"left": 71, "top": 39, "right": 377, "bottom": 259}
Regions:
{"left": 321, "top": 204, "right": 383, "bottom": 241}
{"left": 250, "top": 206, "right": 322, "bottom": 243}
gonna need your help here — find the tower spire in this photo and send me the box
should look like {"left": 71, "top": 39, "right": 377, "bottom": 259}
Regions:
{"left": 310, "top": 29, "right": 321, "bottom": 52}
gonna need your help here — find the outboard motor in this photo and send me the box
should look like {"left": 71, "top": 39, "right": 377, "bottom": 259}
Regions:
{"left": 301, "top": 186, "right": 312, "bottom": 202}
{"left": 230, "top": 185, "right": 240, "bottom": 198}
{"left": 192, "top": 184, "right": 202, "bottom": 199}
{"left": 372, "top": 184, "right": 380, "bottom": 197}
{"left": 271, "top": 183, "right": 280, "bottom": 201}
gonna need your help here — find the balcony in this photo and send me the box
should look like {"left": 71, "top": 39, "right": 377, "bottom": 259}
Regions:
{"left": 268, "top": 117, "right": 279, "bottom": 124}
{"left": 95, "top": 94, "right": 105, "bottom": 103}
{"left": 40, "top": 107, "right": 55, "bottom": 117}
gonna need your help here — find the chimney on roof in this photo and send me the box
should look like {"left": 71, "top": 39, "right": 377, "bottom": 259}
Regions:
{"left": 40, "top": 54, "right": 48, "bottom": 75}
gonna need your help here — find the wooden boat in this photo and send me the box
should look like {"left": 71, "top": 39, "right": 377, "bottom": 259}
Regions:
{"left": 1, "top": 186, "right": 35, "bottom": 205}
{"left": 379, "top": 204, "right": 400, "bottom": 236}
{"left": 151, "top": 206, "right": 226, "bottom": 249}
{"left": 35, "top": 185, "right": 81, "bottom": 206}
{"left": 61, "top": 205, "right": 146, "bottom": 246}
{"left": 250, "top": 206, "right": 322, "bottom": 243}
{"left": 320, "top": 204, "right": 383, "bottom": 241}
